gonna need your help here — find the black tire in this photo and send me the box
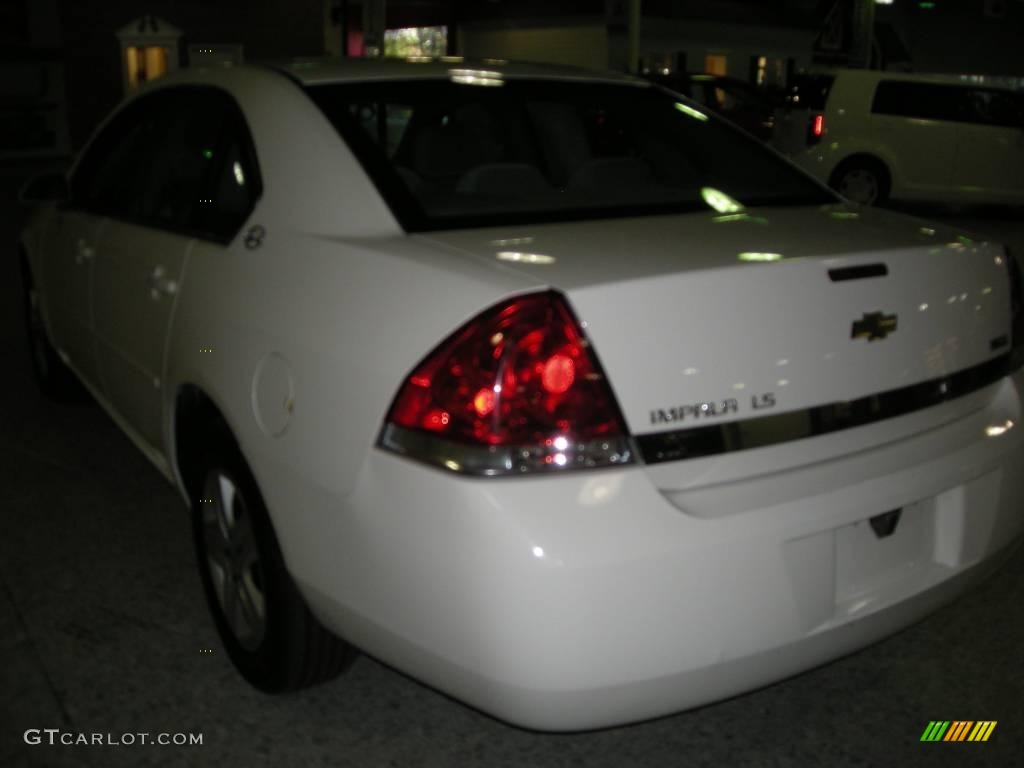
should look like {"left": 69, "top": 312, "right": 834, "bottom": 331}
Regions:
{"left": 830, "top": 158, "right": 891, "bottom": 207}
{"left": 21, "top": 257, "right": 84, "bottom": 401}
{"left": 192, "top": 445, "right": 355, "bottom": 692}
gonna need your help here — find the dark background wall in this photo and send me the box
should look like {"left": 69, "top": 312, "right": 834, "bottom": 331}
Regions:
{"left": 58, "top": 0, "right": 325, "bottom": 149}
{"left": 877, "top": 0, "right": 1024, "bottom": 76}
{"left": 11, "top": 0, "right": 1024, "bottom": 154}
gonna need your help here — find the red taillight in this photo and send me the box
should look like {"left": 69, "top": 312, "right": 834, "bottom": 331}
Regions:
{"left": 808, "top": 113, "right": 824, "bottom": 145}
{"left": 379, "top": 291, "right": 635, "bottom": 475}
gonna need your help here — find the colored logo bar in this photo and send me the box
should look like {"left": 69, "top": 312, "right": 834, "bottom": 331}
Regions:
{"left": 920, "top": 721, "right": 997, "bottom": 742}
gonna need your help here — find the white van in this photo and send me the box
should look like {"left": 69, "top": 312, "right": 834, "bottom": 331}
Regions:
{"left": 774, "top": 69, "right": 1024, "bottom": 206}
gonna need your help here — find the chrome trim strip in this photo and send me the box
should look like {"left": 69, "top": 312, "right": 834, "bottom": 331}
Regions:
{"left": 637, "top": 353, "right": 1015, "bottom": 465}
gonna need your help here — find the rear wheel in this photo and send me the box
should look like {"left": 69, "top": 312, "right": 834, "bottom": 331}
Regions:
{"left": 22, "top": 259, "right": 82, "bottom": 400}
{"left": 193, "top": 446, "right": 355, "bottom": 692}
{"left": 830, "top": 158, "right": 890, "bottom": 206}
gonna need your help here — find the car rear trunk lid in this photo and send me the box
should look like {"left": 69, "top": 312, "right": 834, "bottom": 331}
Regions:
{"left": 420, "top": 205, "right": 1013, "bottom": 477}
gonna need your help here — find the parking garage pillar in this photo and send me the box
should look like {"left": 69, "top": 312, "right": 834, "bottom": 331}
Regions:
{"left": 363, "top": 0, "right": 386, "bottom": 57}
{"left": 850, "top": 0, "right": 876, "bottom": 69}
{"left": 626, "top": 0, "right": 641, "bottom": 73}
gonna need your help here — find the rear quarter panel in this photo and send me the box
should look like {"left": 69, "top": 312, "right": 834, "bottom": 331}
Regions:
{"left": 159, "top": 68, "right": 538, "bottom": 572}
{"left": 165, "top": 225, "right": 535, "bottom": 579}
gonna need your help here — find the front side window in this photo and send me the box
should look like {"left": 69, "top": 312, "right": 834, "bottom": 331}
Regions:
{"left": 71, "top": 87, "right": 260, "bottom": 241}
{"left": 307, "top": 79, "right": 834, "bottom": 232}
{"left": 71, "top": 94, "right": 167, "bottom": 218}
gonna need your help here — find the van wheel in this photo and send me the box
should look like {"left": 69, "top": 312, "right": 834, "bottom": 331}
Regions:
{"left": 830, "top": 158, "right": 890, "bottom": 206}
{"left": 22, "top": 260, "right": 83, "bottom": 400}
{"left": 193, "top": 446, "right": 356, "bottom": 692}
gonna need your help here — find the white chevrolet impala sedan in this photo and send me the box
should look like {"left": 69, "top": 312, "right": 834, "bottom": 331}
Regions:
{"left": 18, "top": 59, "right": 1024, "bottom": 730}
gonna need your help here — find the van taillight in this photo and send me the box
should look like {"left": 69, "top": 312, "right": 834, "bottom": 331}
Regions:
{"left": 808, "top": 113, "right": 825, "bottom": 145}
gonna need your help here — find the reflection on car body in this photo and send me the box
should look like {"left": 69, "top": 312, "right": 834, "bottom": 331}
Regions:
{"left": 648, "top": 72, "right": 779, "bottom": 141}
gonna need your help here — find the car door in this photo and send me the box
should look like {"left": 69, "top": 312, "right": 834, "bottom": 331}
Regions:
{"left": 953, "top": 88, "right": 1024, "bottom": 198}
{"left": 40, "top": 100, "right": 159, "bottom": 387}
{"left": 869, "top": 80, "right": 962, "bottom": 194}
{"left": 92, "top": 88, "right": 230, "bottom": 452}
{"left": 40, "top": 210, "right": 105, "bottom": 387}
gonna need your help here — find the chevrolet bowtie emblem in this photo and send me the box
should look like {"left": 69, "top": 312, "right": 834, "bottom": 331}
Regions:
{"left": 852, "top": 311, "right": 898, "bottom": 341}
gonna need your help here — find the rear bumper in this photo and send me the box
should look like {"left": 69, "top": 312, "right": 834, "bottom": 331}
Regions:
{"left": 287, "top": 372, "right": 1024, "bottom": 731}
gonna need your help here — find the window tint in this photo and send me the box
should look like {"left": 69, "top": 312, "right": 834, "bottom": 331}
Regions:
{"left": 704, "top": 80, "right": 764, "bottom": 112}
{"left": 350, "top": 102, "right": 414, "bottom": 157}
{"left": 71, "top": 87, "right": 260, "bottom": 241}
{"left": 965, "top": 88, "right": 1024, "bottom": 128}
{"left": 307, "top": 80, "right": 834, "bottom": 232}
{"left": 71, "top": 94, "right": 168, "bottom": 218}
{"left": 140, "top": 90, "right": 227, "bottom": 228}
{"left": 872, "top": 81, "right": 969, "bottom": 122}
{"left": 687, "top": 84, "right": 712, "bottom": 106}
{"left": 189, "top": 109, "right": 262, "bottom": 239}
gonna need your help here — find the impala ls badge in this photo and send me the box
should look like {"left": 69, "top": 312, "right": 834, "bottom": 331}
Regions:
{"left": 851, "top": 311, "right": 898, "bottom": 341}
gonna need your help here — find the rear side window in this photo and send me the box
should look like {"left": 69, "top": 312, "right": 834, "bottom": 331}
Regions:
{"left": 140, "top": 90, "right": 228, "bottom": 229}
{"left": 871, "top": 81, "right": 968, "bottom": 122}
{"left": 190, "top": 115, "right": 262, "bottom": 239}
{"left": 964, "top": 88, "right": 1024, "bottom": 128}
{"left": 141, "top": 89, "right": 261, "bottom": 240}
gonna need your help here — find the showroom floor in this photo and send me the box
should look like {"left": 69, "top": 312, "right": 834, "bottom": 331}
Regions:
{"left": 2, "top": 162, "right": 1022, "bottom": 768}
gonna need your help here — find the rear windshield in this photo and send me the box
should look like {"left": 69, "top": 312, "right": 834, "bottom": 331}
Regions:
{"left": 307, "top": 79, "right": 835, "bottom": 232}
{"left": 783, "top": 74, "right": 835, "bottom": 111}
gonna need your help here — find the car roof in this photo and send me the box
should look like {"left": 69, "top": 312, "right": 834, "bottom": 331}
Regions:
{"left": 262, "top": 56, "right": 646, "bottom": 87}
{"left": 655, "top": 72, "right": 764, "bottom": 91}
{"left": 682, "top": 73, "right": 751, "bottom": 85}
{"left": 802, "top": 67, "right": 1017, "bottom": 90}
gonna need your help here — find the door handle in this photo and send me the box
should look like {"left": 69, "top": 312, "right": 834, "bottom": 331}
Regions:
{"left": 148, "top": 265, "right": 178, "bottom": 299}
{"left": 74, "top": 239, "right": 95, "bottom": 265}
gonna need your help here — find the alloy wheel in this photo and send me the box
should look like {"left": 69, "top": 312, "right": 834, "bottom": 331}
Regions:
{"left": 201, "top": 470, "right": 267, "bottom": 651}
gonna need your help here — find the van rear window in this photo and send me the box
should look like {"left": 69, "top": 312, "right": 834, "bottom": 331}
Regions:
{"left": 784, "top": 75, "right": 834, "bottom": 111}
